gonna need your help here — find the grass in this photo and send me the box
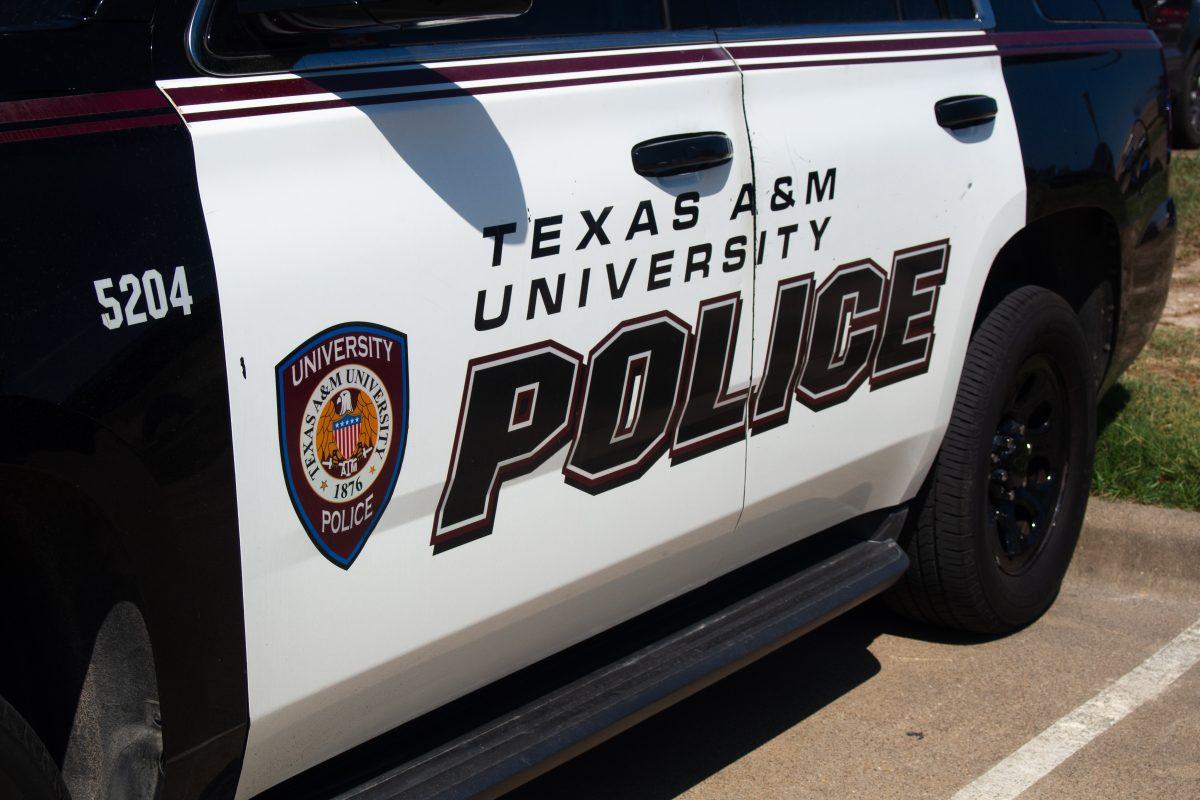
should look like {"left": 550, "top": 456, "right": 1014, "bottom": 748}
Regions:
{"left": 1171, "top": 151, "right": 1200, "bottom": 264}
{"left": 1088, "top": 153, "right": 1200, "bottom": 511}
{"left": 1093, "top": 325, "right": 1200, "bottom": 511}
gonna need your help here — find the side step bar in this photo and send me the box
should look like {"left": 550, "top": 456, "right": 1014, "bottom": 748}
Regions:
{"left": 337, "top": 535, "right": 909, "bottom": 800}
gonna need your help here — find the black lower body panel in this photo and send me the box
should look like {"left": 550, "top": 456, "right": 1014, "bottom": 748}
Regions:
{"left": 264, "top": 508, "right": 910, "bottom": 800}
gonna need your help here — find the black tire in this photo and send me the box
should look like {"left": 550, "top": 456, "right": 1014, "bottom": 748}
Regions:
{"left": 886, "top": 286, "right": 1097, "bottom": 634}
{"left": 0, "top": 694, "right": 69, "bottom": 800}
{"left": 1176, "top": 52, "right": 1200, "bottom": 149}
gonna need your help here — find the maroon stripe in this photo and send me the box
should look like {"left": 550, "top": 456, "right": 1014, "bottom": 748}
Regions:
{"left": 0, "top": 88, "right": 169, "bottom": 125}
{"left": 725, "top": 33, "right": 987, "bottom": 60}
{"left": 166, "top": 46, "right": 731, "bottom": 106}
{"left": 989, "top": 27, "right": 1158, "bottom": 47}
{"left": 994, "top": 41, "right": 1160, "bottom": 57}
{"left": 0, "top": 113, "right": 180, "bottom": 145}
{"left": 167, "top": 27, "right": 1159, "bottom": 110}
{"left": 182, "top": 64, "right": 737, "bottom": 123}
{"left": 738, "top": 49, "right": 997, "bottom": 72}
{"left": 171, "top": 26, "right": 1159, "bottom": 125}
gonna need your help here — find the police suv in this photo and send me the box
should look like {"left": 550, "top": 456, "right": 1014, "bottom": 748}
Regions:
{"left": 0, "top": 0, "right": 1176, "bottom": 798}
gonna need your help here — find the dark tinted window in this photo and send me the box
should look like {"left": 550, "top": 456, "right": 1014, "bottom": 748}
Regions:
{"left": 900, "top": 0, "right": 945, "bottom": 18}
{"left": 1094, "top": 0, "right": 1147, "bottom": 21}
{"left": 713, "top": 0, "right": 979, "bottom": 27}
{"left": 900, "top": 0, "right": 982, "bottom": 18}
{"left": 0, "top": 0, "right": 89, "bottom": 29}
{"left": 363, "top": 1, "right": 665, "bottom": 43}
{"left": 1037, "top": 0, "right": 1146, "bottom": 21}
{"left": 207, "top": 0, "right": 668, "bottom": 67}
{"left": 711, "top": 1, "right": 899, "bottom": 27}
{"left": 946, "top": 0, "right": 980, "bottom": 18}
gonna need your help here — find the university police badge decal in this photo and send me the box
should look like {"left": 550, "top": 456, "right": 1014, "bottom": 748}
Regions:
{"left": 276, "top": 323, "right": 410, "bottom": 569}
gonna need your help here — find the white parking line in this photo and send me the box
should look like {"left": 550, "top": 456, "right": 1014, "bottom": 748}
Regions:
{"left": 951, "top": 616, "right": 1200, "bottom": 800}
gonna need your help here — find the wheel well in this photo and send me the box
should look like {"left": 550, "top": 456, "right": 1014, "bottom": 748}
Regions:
{"left": 0, "top": 468, "right": 159, "bottom": 792}
{"left": 979, "top": 208, "right": 1121, "bottom": 388}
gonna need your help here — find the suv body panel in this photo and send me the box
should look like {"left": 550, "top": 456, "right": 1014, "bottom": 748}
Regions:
{"left": 0, "top": 1, "right": 1174, "bottom": 797}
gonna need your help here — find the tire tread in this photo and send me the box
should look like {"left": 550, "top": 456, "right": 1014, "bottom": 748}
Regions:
{"left": 887, "top": 286, "right": 1072, "bottom": 633}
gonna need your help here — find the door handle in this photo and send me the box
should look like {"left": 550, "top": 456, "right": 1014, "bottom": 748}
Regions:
{"left": 631, "top": 132, "right": 733, "bottom": 177}
{"left": 935, "top": 95, "right": 998, "bottom": 130}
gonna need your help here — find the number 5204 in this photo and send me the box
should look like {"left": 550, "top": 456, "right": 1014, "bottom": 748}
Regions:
{"left": 94, "top": 266, "right": 194, "bottom": 330}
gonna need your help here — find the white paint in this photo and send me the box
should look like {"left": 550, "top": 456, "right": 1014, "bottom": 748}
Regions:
{"left": 952, "top": 616, "right": 1200, "bottom": 800}
{"left": 173, "top": 60, "right": 735, "bottom": 116}
{"left": 737, "top": 38, "right": 1026, "bottom": 542}
{"left": 733, "top": 45, "right": 997, "bottom": 67}
{"left": 724, "top": 29, "right": 991, "bottom": 48}
{"left": 164, "top": 24, "right": 1030, "bottom": 799}
{"left": 171, "top": 46, "right": 755, "bottom": 799}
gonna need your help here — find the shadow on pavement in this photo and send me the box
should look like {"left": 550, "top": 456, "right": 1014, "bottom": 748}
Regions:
{"left": 510, "top": 600, "right": 1001, "bottom": 799}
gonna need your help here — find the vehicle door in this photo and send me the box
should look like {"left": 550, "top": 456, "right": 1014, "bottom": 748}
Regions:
{"left": 160, "top": 1, "right": 756, "bottom": 794}
{"left": 720, "top": 1, "right": 1028, "bottom": 548}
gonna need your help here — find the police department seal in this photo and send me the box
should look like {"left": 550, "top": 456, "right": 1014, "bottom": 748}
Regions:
{"left": 277, "top": 323, "right": 409, "bottom": 569}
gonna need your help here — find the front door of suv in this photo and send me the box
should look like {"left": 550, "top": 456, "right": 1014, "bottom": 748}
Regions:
{"left": 162, "top": 2, "right": 757, "bottom": 794}
{"left": 720, "top": 2, "right": 1028, "bottom": 551}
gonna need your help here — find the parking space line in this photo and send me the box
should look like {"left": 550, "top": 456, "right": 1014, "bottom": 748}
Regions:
{"left": 951, "top": 616, "right": 1200, "bottom": 800}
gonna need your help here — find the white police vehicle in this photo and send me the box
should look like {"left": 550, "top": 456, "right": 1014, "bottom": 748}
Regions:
{"left": 0, "top": 0, "right": 1175, "bottom": 797}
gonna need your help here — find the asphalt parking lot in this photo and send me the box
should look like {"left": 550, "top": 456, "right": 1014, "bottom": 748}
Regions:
{"left": 510, "top": 500, "right": 1200, "bottom": 800}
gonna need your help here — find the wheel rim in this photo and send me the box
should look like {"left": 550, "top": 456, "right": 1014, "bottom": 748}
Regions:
{"left": 986, "top": 355, "right": 1071, "bottom": 576}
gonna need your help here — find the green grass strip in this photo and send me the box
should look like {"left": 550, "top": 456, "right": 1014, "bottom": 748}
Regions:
{"left": 1093, "top": 325, "right": 1200, "bottom": 511}
{"left": 1172, "top": 153, "right": 1200, "bottom": 264}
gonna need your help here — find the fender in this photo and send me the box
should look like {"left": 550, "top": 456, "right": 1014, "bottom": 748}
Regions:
{"left": 0, "top": 398, "right": 246, "bottom": 799}
{"left": 992, "top": 7, "right": 1175, "bottom": 386}
{"left": 0, "top": 107, "right": 246, "bottom": 798}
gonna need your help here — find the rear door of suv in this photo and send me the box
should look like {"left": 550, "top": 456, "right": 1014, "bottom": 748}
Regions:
{"left": 161, "top": 1, "right": 758, "bottom": 794}
{"left": 720, "top": 1, "right": 1028, "bottom": 550}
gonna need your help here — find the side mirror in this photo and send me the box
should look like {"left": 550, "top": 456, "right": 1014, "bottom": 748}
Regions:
{"left": 237, "top": 0, "right": 532, "bottom": 31}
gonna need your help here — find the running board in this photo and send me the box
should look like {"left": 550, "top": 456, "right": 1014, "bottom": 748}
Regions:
{"left": 335, "top": 535, "right": 909, "bottom": 800}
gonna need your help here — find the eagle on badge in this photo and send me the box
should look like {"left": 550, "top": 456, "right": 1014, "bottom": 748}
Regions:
{"left": 316, "top": 388, "right": 380, "bottom": 473}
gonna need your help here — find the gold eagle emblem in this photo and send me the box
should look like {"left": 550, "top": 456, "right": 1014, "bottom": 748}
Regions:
{"left": 316, "top": 388, "right": 380, "bottom": 469}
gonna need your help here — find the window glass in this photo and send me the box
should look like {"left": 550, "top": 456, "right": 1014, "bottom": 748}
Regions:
{"left": 712, "top": 0, "right": 980, "bottom": 28}
{"left": 1094, "top": 0, "right": 1149, "bottom": 21}
{"left": 710, "top": 1, "right": 899, "bottom": 28}
{"left": 1036, "top": 0, "right": 1145, "bottom": 20}
{"left": 0, "top": 0, "right": 89, "bottom": 29}
{"left": 207, "top": 0, "right": 669, "bottom": 65}
{"left": 945, "top": 0, "right": 980, "bottom": 18}
{"left": 903, "top": 0, "right": 981, "bottom": 20}
{"left": 366, "top": 0, "right": 666, "bottom": 43}
{"left": 900, "top": 0, "right": 946, "bottom": 19}
{"left": 1036, "top": 0, "right": 1106, "bottom": 18}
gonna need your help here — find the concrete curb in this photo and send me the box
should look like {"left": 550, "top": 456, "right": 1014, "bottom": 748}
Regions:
{"left": 1070, "top": 497, "right": 1200, "bottom": 594}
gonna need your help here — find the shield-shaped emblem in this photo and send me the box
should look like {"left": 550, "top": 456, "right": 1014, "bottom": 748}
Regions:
{"left": 276, "top": 323, "right": 410, "bottom": 569}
